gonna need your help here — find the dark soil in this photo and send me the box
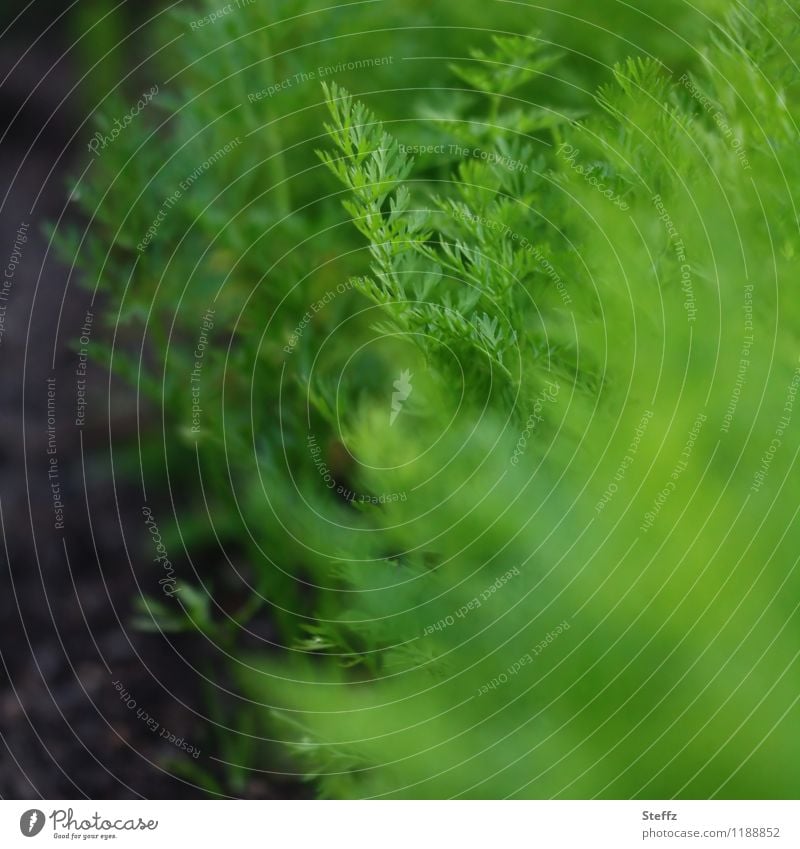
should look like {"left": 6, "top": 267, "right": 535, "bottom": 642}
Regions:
{"left": 0, "top": 10, "right": 275, "bottom": 800}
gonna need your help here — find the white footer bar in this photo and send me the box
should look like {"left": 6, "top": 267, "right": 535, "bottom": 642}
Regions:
{"left": 2, "top": 800, "right": 797, "bottom": 848}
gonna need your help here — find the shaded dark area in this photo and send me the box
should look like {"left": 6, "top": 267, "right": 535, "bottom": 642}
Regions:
{"left": 0, "top": 3, "right": 225, "bottom": 800}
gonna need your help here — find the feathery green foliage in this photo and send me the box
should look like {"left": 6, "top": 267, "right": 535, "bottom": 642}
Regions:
{"left": 60, "top": 0, "right": 800, "bottom": 798}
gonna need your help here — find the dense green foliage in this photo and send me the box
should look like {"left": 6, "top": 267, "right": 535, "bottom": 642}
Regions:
{"left": 62, "top": 0, "right": 800, "bottom": 797}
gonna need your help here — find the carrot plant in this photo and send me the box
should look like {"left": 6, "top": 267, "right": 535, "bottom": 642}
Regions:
{"left": 61, "top": 0, "right": 800, "bottom": 798}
